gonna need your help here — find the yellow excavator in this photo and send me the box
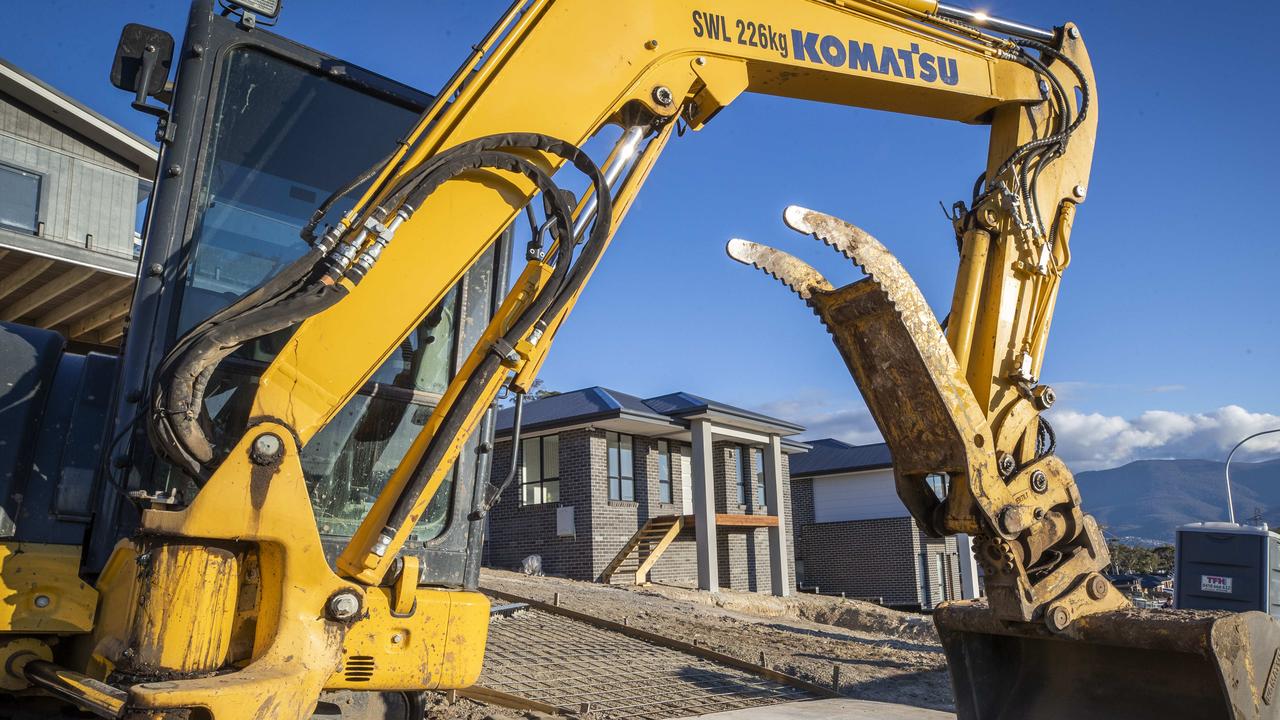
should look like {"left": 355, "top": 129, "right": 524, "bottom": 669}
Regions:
{"left": 1, "top": 0, "right": 1276, "bottom": 718}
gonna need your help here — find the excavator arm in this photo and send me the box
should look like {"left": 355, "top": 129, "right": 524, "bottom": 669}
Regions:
{"left": 12, "top": 1, "right": 1274, "bottom": 719}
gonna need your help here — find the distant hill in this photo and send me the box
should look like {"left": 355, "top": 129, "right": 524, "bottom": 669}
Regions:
{"left": 1075, "top": 458, "right": 1280, "bottom": 543}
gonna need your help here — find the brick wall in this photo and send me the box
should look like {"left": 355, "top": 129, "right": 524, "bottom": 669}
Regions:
{"left": 713, "top": 442, "right": 795, "bottom": 592}
{"left": 588, "top": 432, "right": 692, "bottom": 582}
{"left": 486, "top": 429, "right": 598, "bottom": 579}
{"left": 789, "top": 477, "right": 964, "bottom": 609}
{"left": 793, "top": 515, "right": 922, "bottom": 607}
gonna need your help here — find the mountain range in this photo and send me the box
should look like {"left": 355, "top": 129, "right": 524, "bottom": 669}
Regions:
{"left": 1075, "top": 458, "right": 1280, "bottom": 544}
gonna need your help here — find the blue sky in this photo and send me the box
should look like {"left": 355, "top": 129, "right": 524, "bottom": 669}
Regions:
{"left": 7, "top": 1, "right": 1279, "bottom": 467}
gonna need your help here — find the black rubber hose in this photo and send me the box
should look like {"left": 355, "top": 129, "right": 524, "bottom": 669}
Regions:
{"left": 301, "top": 147, "right": 398, "bottom": 243}
{"left": 375, "top": 135, "right": 612, "bottom": 546}
{"left": 470, "top": 392, "right": 524, "bottom": 520}
{"left": 151, "top": 282, "right": 349, "bottom": 476}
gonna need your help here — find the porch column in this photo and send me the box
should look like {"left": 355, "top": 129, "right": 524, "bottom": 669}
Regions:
{"left": 690, "top": 419, "right": 719, "bottom": 592}
{"left": 763, "top": 434, "right": 791, "bottom": 597}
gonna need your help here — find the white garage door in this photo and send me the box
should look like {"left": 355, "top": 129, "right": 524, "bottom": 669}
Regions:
{"left": 811, "top": 468, "right": 905, "bottom": 523}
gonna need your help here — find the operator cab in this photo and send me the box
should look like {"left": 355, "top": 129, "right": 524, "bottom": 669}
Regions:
{"left": 0, "top": 0, "right": 506, "bottom": 592}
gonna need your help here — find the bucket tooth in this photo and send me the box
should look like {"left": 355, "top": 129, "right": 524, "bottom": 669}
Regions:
{"left": 725, "top": 239, "right": 834, "bottom": 301}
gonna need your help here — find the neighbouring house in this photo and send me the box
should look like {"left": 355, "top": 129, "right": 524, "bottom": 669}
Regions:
{"left": 789, "top": 438, "right": 981, "bottom": 610}
{"left": 485, "top": 387, "right": 810, "bottom": 596}
{"left": 0, "top": 58, "right": 156, "bottom": 348}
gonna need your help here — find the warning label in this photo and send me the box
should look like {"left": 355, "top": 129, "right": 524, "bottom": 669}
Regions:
{"left": 1201, "top": 575, "right": 1233, "bottom": 594}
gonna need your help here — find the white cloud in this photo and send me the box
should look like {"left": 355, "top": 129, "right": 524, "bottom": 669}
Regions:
{"left": 760, "top": 391, "right": 1280, "bottom": 472}
{"left": 1051, "top": 405, "right": 1280, "bottom": 470}
{"left": 755, "top": 395, "right": 884, "bottom": 446}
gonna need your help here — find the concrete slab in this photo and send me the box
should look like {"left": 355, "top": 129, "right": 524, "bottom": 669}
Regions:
{"left": 683, "top": 699, "right": 955, "bottom": 719}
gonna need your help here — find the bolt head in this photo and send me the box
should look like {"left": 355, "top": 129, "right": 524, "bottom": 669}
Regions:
{"left": 327, "top": 592, "right": 361, "bottom": 621}
{"left": 651, "top": 86, "right": 674, "bottom": 107}
{"left": 695, "top": 56, "right": 706, "bottom": 66}
{"left": 644, "top": 39, "right": 659, "bottom": 50}
{"left": 1068, "top": 26, "right": 1080, "bottom": 39}
{"left": 1047, "top": 606, "right": 1071, "bottom": 632}
{"left": 997, "top": 453, "right": 1017, "bottom": 477}
{"left": 391, "top": 633, "right": 404, "bottom": 644}
{"left": 250, "top": 432, "right": 284, "bottom": 465}
{"left": 1087, "top": 576, "right": 1110, "bottom": 601}
{"left": 1073, "top": 184, "right": 1087, "bottom": 200}
{"left": 33, "top": 595, "right": 50, "bottom": 608}
{"left": 1032, "top": 385, "right": 1056, "bottom": 410}
{"left": 1030, "top": 470, "right": 1049, "bottom": 494}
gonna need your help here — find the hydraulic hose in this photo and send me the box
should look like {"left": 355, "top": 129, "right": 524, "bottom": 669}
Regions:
{"left": 150, "top": 131, "right": 614, "bottom": 488}
{"left": 372, "top": 134, "right": 614, "bottom": 549}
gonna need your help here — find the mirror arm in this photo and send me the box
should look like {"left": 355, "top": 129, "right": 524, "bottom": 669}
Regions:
{"left": 130, "top": 44, "right": 170, "bottom": 118}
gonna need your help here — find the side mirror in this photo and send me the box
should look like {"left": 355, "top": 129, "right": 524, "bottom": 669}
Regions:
{"left": 110, "top": 23, "right": 174, "bottom": 117}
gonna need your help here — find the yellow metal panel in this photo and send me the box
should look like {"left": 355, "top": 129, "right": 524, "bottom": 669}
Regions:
{"left": 126, "top": 543, "right": 240, "bottom": 674}
{"left": 327, "top": 587, "right": 488, "bottom": 691}
{"left": 99, "top": 425, "right": 352, "bottom": 719}
{"left": 0, "top": 543, "right": 96, "bottom": 634}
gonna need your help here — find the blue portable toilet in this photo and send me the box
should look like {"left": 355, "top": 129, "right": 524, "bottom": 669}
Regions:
{"left": 1174, "top": 522, "right": 1280, "bottom": 617}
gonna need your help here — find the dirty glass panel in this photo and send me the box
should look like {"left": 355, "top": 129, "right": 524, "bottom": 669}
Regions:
{"left": 163, "top": 46, "right": 478, "bottom": 543}
{"left": 301, "top": 286, "right": 459, "bottom": 540}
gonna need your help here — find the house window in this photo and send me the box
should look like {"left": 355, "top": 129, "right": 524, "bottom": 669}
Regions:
{"left": 520, "top": 435, "right": 560, "bottom": 505}
{"left": 657, "top": 440, "right": 672, "bottom": 504}
{"left": 0, "top": 164, "right": 42, "bottom": 235}
{"left": 607, "top": 432, "right": 634, "bottom": 501}
{"left": 753, "top": 448, "right": 767, "bottom": 508}
{"left": 733, "top": 446, "right": 748, "bottom": 505}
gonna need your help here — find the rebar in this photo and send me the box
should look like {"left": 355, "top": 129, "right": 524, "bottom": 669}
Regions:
{"left": 481, "top": 610, "right": 816, "bottom": 719}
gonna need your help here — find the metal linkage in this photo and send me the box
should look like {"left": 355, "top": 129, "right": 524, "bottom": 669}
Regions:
{"left": 481, "top": 609, "right": 817, "bottom": 719}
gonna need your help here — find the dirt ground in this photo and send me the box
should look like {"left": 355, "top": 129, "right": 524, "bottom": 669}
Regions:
{"left": 425, "top": 569, "right": 953, "bottom": 718}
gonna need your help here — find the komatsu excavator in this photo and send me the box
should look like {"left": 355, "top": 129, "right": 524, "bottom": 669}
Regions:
{"left": 1, "top": 0, "right": 1276, "bottom": 718}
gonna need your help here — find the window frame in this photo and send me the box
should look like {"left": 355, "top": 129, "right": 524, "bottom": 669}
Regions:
{"left": 0, "top": 162, "right": 43, "bottom": 236}
{"left": 733, "top": 446, "right": 748, "bottom": 506}
{"left": 657, "top": 440, "right": 672, "bottom": 504}
{"left": 607, "top": 431, "right": 635, "bottom": 502}
{"left": 752, "top": 447, "right": 767, "bottom": 508}
{"left": 520, "top": 434, "right": 560, "bottom": 506}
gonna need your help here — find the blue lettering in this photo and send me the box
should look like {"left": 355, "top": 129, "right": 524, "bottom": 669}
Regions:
{"left": 918, "top": 53, "right": 938, "bottom": 83}
{"left": 897, "top": 44, "right": 919, "bottom": 80}
{"left": 692, "top": 11, "right": 705, "bottom": 38}
{"left": 820, "top": 35, "right": 846, "bottom": 67}
{"left": 848, "top": 41, "right": 880, "bottom": 73}
{"left": 939, "top": 57, "right": 959, "bottom": 86}
{"left": 793, "top": 30, "right": 821, "bottom": 64}
{"left": 879, "top": 46, "right": 903, "bottom": 77}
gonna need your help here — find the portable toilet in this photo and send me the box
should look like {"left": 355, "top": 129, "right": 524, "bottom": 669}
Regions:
{"left": 1175, "top": 522, "right": 1280, "bottom": 617}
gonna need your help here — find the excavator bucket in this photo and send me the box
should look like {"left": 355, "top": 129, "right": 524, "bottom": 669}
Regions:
{"left": 937, "top": 602, "right": 1280, "bottom": 720}
{"left": 728, "top": 206, "right": 1280, "bottom": 720}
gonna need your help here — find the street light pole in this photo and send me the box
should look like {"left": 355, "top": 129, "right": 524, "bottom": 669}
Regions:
{"left": 1224, "top": 428, "right": 1280, "bottom": 524}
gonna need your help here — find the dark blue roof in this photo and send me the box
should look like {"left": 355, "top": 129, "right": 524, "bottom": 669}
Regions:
{"left": 788, "top": 438, "right": 893, "bottom": 477}
{"left": 644, "top": 392, "right": 804, "bottom": 432}
{"left": 495, "top": 386, "right": 802, "bottom": 436}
